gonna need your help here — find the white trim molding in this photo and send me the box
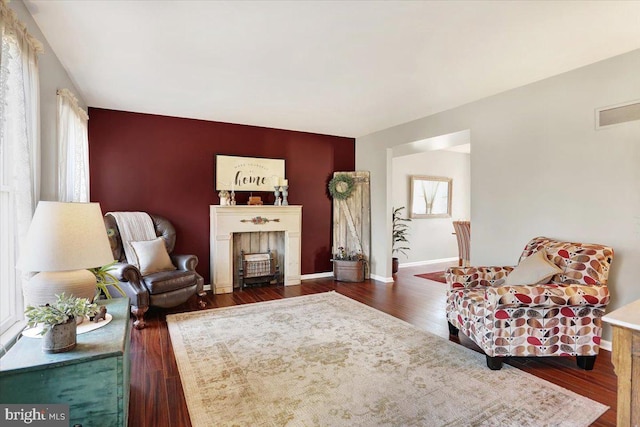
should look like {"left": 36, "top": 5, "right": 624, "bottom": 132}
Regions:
{"left": 302, "top": 272, "right": 333, "bottom": 280}
{"left": 399, "top": 257, "right": 458, "bottom": 268}
{"left": 598, "top": 339, "right": 611, "bottom": 352}
{"left": 371, "top": 273, "right": 394, "bottom": 283}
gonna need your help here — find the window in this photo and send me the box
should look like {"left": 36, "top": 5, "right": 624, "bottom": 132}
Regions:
{"left": 57, "top": 88, "right": 89, "bottom": 202}
{"left": 0, "top": 3, "right": 42, "bottom": 345}
{"left": 0, "top": 142, "right": 17, "bottom": 337}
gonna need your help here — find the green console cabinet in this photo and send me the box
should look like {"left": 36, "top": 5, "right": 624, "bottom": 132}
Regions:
{"left": 0, "top": 298, "right": 131, "bottom": 427}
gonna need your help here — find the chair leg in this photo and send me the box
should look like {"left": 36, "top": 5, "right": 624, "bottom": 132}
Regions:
{"left": 576, "top": 355, "right": 596, "bottom": 370}
{"left": 448, "top": 322, "right": 459, "bottom": 336}
{"left": 131, "top": 306, "right": 148, "bottom": 330}
{"left": 486, "top": 355, "right": 504, "bottom": 370}
{"left": 197, "top": 290, "right": 207, "bottom": 309}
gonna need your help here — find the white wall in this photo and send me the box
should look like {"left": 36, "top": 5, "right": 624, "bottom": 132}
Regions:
{"left": 392, "top": 149, "right": 470, "bottom": 264}
{"left": 357, "top": 49, "right": 640, "bottom": 340}
{"left": 13, "top": 0, "right": 86, "bottom": 201}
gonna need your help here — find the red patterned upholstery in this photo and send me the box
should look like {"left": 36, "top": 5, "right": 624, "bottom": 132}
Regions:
{"left": 445, "top": 236, "right": 613, "bottom": 367}
{"left": 452, "top": 221, "right": 470, "bottom": 267}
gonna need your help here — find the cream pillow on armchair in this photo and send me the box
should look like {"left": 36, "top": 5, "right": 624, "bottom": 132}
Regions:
{"left": 504, "top": 248, "right": 562, "bottom": 286}
{"left": 130, "top": 237, "right": 177, "bottom": 275}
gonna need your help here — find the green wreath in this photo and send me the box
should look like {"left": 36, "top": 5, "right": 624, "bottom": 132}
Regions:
{"left": 328, "top": 174, "right": 355, "bottom": 200}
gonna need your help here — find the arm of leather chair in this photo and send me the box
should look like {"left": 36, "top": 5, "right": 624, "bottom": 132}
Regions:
{"left": 171, "top": 254, "right": 198, "bottom": 271}
{"left": 446, "top": 266, "right": 515, "bottom": 289}
{"left": 112, "top": 262, "right": 141, "bottom": 281}
{"left": 109, "top": 262, "right": 150, "bottom": 309}
{"left": 484, "top": 283, "right": 610, "bottom": 309}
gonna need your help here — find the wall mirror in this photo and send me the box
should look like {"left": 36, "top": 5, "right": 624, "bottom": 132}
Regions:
{"left": 409, "top": 175, "right": 452, "bottom": 218}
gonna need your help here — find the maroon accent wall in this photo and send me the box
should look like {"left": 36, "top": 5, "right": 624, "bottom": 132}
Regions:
{"left": 88, "top": 108, "right": 355, "bottom": 281}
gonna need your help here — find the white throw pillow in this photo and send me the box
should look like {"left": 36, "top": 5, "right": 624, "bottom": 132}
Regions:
{"left": 504, "top": 248, "right": 562, "bottom": 286}
{"left": 130, "top": 237, "right": 176, "bottom": 275}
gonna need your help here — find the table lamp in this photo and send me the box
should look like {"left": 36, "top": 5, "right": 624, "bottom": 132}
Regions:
{"left": 21, "top": 201, "right": 115, "bottom": 307}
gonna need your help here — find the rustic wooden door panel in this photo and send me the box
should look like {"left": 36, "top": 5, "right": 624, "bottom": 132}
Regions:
{"left": 332, "top": 171, "right": 371, "bottom": 278}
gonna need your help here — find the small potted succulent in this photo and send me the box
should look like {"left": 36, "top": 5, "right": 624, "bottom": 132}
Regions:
{"left": 332, "top": 246, "right": 366, "bottom": 282}
{"left": 25, "top": 293, "right": 97, "bottom": 353}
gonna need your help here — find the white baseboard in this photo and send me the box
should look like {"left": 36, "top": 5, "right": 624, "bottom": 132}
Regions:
{"left": 203, "top": 259, "right": 455, "bottom": 290}
{"left": 366, "top": 258, "right": 456, "bottom": 282}
{"left": 399, "top": 257, "right": 458, "bottom": 268}
{"left": 204, "top": 273, "right": 395, "bottom": 285}
{"left": 302, "top": 263, "right": 456, "bottom": 282}
{"left": 203, "top": 272, "right": 334, "bottom": 291}
{"left": 303, "top": 272, "right": 395, "bottom": 283}
{"left": 599, "top": 339, "right": 611, "bottom": 352}
{"left": 370, "top": 273, "right": 394, "bottom": 283}
{"left": 301, "top": 272, "right": 334, "bottom": 280}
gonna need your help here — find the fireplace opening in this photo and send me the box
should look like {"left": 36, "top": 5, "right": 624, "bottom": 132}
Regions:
{"left": 232, "top": 231, "right": 284, "bottom": 289}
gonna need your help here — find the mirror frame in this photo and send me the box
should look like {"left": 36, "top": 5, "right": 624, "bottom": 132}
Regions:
{"left": 409, "top": 175, "right": 452, "bottom": 219}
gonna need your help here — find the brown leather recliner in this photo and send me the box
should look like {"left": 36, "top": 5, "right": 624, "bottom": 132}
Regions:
{"left": 103, "top": 213, "right": 206, "bottom": 329}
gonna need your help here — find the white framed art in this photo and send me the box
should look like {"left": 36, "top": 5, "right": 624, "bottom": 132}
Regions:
{"left": 215, "top": 155, "right": 285, "bottom": 192}
{"left": 409, "top": 175, "right": 452, "bottom": 219}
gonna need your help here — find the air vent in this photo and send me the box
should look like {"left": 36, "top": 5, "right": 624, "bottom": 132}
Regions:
{"left": 596, "top": 100, "right": 640, "bottom": 129}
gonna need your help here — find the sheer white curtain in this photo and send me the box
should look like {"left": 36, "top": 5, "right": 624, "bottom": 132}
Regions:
{"left": 57, "top": 88, "right": 89, "bottom": 202}
{"left": 0, "top": 0, "right": 42, "bottom": 341}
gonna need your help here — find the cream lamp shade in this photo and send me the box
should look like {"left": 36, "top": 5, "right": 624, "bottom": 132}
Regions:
{"left": 21, "top": 201, "right": 115, "bottom": 307}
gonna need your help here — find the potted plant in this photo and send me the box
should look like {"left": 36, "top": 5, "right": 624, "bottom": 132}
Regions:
{"left": 90, "top": 261, "right": 125, "bottom": 299}
{"left": 392, "top": 206, "right": 411, "bottom": 274}
{"left": 25, "top": 293, "right": 97, "bottom": 353}
{"left": 332, "top": 246, "right": 366, "bottom": 282}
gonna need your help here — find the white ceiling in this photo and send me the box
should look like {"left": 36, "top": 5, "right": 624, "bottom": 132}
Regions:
{"left": 24, "top": 0, "right": 640, "bottom": 138}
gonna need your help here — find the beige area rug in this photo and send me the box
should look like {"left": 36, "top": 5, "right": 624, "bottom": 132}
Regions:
{"left": 167, "top": 292, "right": 608, "bottom": 427}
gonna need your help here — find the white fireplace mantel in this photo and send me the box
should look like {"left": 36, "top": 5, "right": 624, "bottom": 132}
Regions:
{"left": 210, "top": 205, "right": 302, "bottom": 294}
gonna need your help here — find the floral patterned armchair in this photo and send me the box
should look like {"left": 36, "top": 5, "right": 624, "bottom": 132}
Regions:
{"left": 445, "top": 236, "right": 613, "bottom": 370}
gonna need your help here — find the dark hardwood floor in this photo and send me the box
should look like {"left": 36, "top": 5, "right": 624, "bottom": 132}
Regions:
{"left": 128, "top": 263, "right": 617, "bottom": 426}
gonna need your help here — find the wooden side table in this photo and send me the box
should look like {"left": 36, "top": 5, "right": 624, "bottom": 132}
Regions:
{"left": 602, "top": 299, "right": 640, "bottom": 427}
{"left": 0, "top": 298, "right": 131, "bottom": 427}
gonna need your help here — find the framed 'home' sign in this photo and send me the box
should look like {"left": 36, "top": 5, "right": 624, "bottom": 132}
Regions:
{"left": 215, "top": 155, "right": 285, "bottom": 192}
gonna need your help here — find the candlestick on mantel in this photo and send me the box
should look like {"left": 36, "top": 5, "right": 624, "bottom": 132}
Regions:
{"left": 273, "top": 186, "right": 280, "bottom": 205}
